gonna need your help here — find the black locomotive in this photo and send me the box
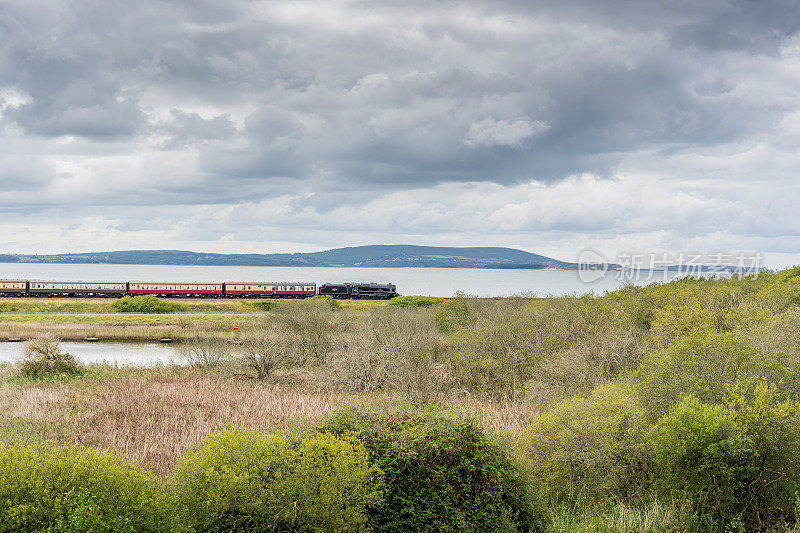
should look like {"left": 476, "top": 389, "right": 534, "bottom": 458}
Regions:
{"left": 318, "top": 282, "right": 398, "bottom": 300}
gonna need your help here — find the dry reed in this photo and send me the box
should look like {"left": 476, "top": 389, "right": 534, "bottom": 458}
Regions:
{"left": 0, "top": 367, "right": 537, "bottom": 477}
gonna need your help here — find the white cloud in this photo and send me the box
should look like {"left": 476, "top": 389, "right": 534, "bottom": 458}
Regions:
{"left": 0, "top": 87, "right": 32, "bottom": 118}
{"left": 463, "top": 117, "right": 549, "bottom": 148}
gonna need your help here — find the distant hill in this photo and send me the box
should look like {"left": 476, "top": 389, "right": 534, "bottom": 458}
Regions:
{"left": 3, "top": 245, "right": 575, "bottom": 269}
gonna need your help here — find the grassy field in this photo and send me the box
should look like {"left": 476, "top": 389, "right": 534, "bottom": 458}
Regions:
{"left": 0, "top": 296, "right": 265, "bottom": 313}
{"left": 0, "top": 297, "right": 388, "bottom": 340}
{"left": 0, "top": 313, "right": 269, "bottom": 341}
{"left": 0, "top": 296, "right": 388, "bottom": 314}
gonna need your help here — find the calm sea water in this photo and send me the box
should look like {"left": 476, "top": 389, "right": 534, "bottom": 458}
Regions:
{"left": 0, "top": 263, "right": 685, "bottom": 298}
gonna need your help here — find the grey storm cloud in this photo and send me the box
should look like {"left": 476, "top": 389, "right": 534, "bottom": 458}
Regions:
{"left": 0, "top": 0, "right": 799, "bottom": 259}
{"left": 2, "top": 0, "right": 795, "bottom": 186}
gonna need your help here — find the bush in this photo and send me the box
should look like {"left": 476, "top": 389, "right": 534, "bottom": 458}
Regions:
{"left": 524, "top": 326, "right": 654, "bottom": 408}
{"left": 389, "top": 295, "right": 443, "bottom": 308}
{"left": 524, "top": 383, "right": 651, "bottom": 502}
{"left": 435, "top": 295, "right": 472, "bottom": 333}
{"left": 747, "top": 306, "right": 800, "bottom": 359}
{"left": 329, "top": 306, "right": 449, "bottom": 401}
{"left": 650, "top": 301, "right": 719, "bottom": 344}
{"left": 237, "top": 323, "right": 305, "bottom": 379}
{"left": 18, "top": 335, "right": 82, "bottom": 378}
{"left": 274, "top": 298, "right": 338, "bottom": 362}
{"left": 650, "top": 388, "right": 800, "bottom": 531}
{"left": 726, "top": 382, "right": 800, "bottom": 529}
{"left": 0, "top": 442, "right": 169, "bottom": 532}
{"left": 251, "top": 300, "right": 276, "bottom": 311}
{"left": 650, "top": 396, "right": 755, "bottom": 530}
{"left": 321, "top": 407, "right": 534, "bottom": 533}
{"left": 179, "top": 335, "right": 232, "bottom": 369}
{"left": 448, "top": 296, "right": 607, "bottom": 398}
{"left": 309, "top": 294, "right": 342, "bottom": 310}
{"left": 112, "top": 295, "right": 187, "bottom": 313}
{"left": 635, "top": 330, "right": 795, "bottom": 419}
{"left": 171, "top": 428, "right": 383, "bottom": 533}
{"left": 609, "top": 278, "right": 745, "bottom": 338}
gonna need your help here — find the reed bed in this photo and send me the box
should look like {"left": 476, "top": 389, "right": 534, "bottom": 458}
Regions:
{"left": 0, "top": 366, "right": 537, "bottom": 477}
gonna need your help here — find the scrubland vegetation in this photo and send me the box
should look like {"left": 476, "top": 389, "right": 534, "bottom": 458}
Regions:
{"left": 2, "top": 268, "right": 800, "bottom": 531}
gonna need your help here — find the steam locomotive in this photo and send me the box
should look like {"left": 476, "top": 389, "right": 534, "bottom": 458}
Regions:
{"left": 0, "top": 280, "right": 398, "bottom": 300}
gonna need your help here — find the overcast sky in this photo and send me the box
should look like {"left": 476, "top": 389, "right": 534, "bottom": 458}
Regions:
{"left": 1, "top": 0, "right": 799, "bottom": 265}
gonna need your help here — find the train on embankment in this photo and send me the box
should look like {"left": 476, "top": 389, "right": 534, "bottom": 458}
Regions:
{"left": 0, "top": 280, "right": 398, "bottom": 300}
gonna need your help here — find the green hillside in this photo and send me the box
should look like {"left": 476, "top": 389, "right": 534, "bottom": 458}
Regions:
{"left": 2, "top": 245, "right": 573, "bottom": 269}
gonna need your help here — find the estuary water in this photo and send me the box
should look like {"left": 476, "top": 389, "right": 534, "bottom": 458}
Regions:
{"left": 0, "top": 340, "right": 182, "bottom": 366}
{"left": 0, "top": 263, "right": 684, "bottom": 298}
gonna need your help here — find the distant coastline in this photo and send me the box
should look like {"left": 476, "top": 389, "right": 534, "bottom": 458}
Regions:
{"left": 0, "top": 245, "right": 576, "bottom": 270}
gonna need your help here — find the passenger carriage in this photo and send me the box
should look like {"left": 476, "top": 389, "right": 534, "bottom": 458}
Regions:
{"left": 128, "top": 282, "right": 224, "bottom": 297}
{"left": 223, "top": 282, "right": 316, "bottom": 298}
{"left": 27, "top": 281, "right": 127, "bottom": 297}
{"left": 0, "top": 280, "right": 28, "bottom": 296}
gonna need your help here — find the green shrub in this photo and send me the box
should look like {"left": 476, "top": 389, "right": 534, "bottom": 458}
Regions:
{"left": 435, "top": 295, "right": 471, "bottom": 333}
{"left": 650, "top": 302, "right": 719, "bottom": 343}
{"left": 448, "top": 296, "right": 608, "bottom": 398}
{"left": 171, "top": 428, "right": 383, "bottom": 532}
{"left": 389, "top": 295, "right": 443, "bottom": 308}
{"left": 525, "top": 383, "right": 651, "bottom": 502}
{"left": 608, "top": 277, "right": 746, "bottom": 338}
{"left": 0, "top": 442, "right": 169, "bottom": 532}
{"left": 747, "top": 306, "right": 800, "bottom": 360}
{"left": 112, "top": 295, "right": 187, "bottom": 313}
{"left": 18, "top": 335, "right": 83, "bottom": 378}
{"left": 251, "top": 300, "right": 276, "bottom": 311}
{"left": 650, "top": 388, "right": 800, "bottom": 530}
{"left": 309, "top": 294, "right": 342, "bottom": 309}
{"left": 321, "top": 407, "right": 534, "bottom": 533}
{"left": 524, "top": 325, "right": 654, "bottom": 408}
{"left": 726, "top": 382, "right": 800, "bottom": 528}
{"left": 650, "top": 396, "right": 755, "bottom": 530}
{"left": 635, "top": 330, "right": 794, "bottom": 419}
